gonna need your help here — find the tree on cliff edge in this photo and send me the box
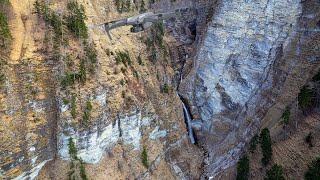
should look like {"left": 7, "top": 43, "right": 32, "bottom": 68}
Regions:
{"left": 260, "top": 128, "right": 272, "bottom": 166}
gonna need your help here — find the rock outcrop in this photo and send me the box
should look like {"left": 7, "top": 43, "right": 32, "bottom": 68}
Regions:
{"left": 180, "top": 0, "right": 320, "bottom": 178}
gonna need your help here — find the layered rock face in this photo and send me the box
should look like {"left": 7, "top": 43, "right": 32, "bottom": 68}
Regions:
{"left": 1, "top": 0, "right": 204, "bottom": 179}
{"left": 180, "top": 0, "right": 320, "bottom": 177}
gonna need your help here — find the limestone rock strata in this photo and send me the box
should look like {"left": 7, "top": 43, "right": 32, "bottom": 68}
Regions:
{"left": 58, "top": 110, "right": 152, "bottom": 163}
{"left": 180, "top": 0, "right": 320, "bottom": 178}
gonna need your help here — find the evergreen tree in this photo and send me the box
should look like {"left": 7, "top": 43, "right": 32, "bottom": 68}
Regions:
{"left": 237, "top": 154, "right": 250, "bottom": 180}
{"left": 260, "top": 128, "right": 272, "bottom": 166}
{"left": 66, "top": 1, "right": 88, "bottom": 39}
{"left": 298, "top": 86, "right": 313, "bottom": 112}
{"left": 265, "top": 164, "right": 285, "bottom": 180}
{"left": 305, "top": 157, "right": 320, "bottom": 180}
{"left": 141, "top": 147, "right": 148, "bottom": 168}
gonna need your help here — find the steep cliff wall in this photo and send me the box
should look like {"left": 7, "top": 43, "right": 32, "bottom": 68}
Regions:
{"left": 0, "top": 1, "right": 57, "bottom": 179}
{"left": 180, "top": 0, "right": 320, "bottom": 178}
{"left": 1, "top": 0, "right": 204, "bottom": 179}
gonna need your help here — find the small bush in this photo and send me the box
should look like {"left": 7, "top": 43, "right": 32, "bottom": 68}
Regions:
{"left": 280, "top": 107, "right": 290, "bottom": 125}
{"left": 236, "top": 154, "right": 249, "bottom": 180}
{"left": 68, "top": 137, "right": 77, "bottom": 160}
{"left": 305, "top": 132, "right": 313, "bottom": 147}
{"left": 162, "top": 83, "right": 169, "bottom": 94}
{"left": 139, "top": 0, "right": 146, "bottom": 13}
{"left": 85, "top": 43, "right": 97, "bottom": 64}
{"left": 260, "top": 128, "right": 272, "bottom": 166}
{"left": 114, "top": 0, "right": 131, "bottom": 13}
{"left": 63, "top": 97, "right": 70, "bottom": 105}
{"left": 305, "top": 157, "right": 320, "bottom": 180}
{"left": 206, "top": 7, "right": 214, "bottom": 24}
{"left": 137, "top": 54, "right": 144, "bottom": 65}
{"left": 115, "top": 51, "right": 131, "bottom": 67}
{"left": 141, "top": 147, "right": 148, "bottom": 168}
{"left": 0, "top": 73, "right": 5, "bottom": 83}
{"left": 0, "top": 10, "right": 11, "bottom": 46}
{"left": 68, "top": 137, "right": 88, "bottom": 180}
{"left": 265, "top": 164, "right": 285, "bottom": 180}
{"left": 79, "top": 59, "right": 86, "bottom": 82}
{"left": 133, "top": 70, "right": 139, "bottom": 79}
{"left": 82, "top": 100, "right": 92, "bottom": 123}
{"left": 79, "top": 159, "right": 88, "bottom": 180}
{"left": 71, "top": 94, "right": 77, "bottom": 119}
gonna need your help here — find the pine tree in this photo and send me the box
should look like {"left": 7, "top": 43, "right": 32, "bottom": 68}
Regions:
{"left": 265, "top": 164, "right": 285, "bottom": 180}
{"left": 237, "top": 154, "right": 250, "bottom": 180}
{"left": 260, "top": 128, "right": 272, "bottom": 166}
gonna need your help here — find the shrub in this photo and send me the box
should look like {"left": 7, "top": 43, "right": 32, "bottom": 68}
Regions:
{"left": 206, "top": 7, "right": 214, "bottom": 24}
{"left": 82, "top": 100, "right": 92, "bottom": 123}
{"left": 63, "top": 97, "right": 70, "bottom": 105}
{"left": 68, "top": 137, "right": 88, "bottom": 180}
{"left": 249, "top": 134, "right": 259, "bottom": 153}
{"left": 265, "top": 164, "right": 285, "bottom": 180}
{"left": 298, "top": 86, "right": 313, "bottom": 111}
{"left": 305, "top": 157, "right": 320, "bottom": 180}
{"left": 137, "top": 54, "right": 144, "bottom": 65}
{"left": 79, "top": 59, "right": 86, "bottom": 82}
{"left": 236, "top": 154, "right": 249, "bottom": 180}
{"left": 79, "top": 159, "right": 88, "bottom": 180}
{"left": 68, "top": 137, "right": 77, "bottom": 160}
{"left": 33, "top": 0, "right": 68, "bottom": 53}
{"left": 61, "top": 73, "right": 80, "bottom": 88}
{"left": 84, "top": 43, "right": 97, "bottom": 64}
{"left": 141, "top": 147, "right": 148, "bottom": 168}
{"left": 133, "top": 70, "right": 139, "bottom": 79}
{"left": 71, "top": 94, "right": 77, "bottom": 119}
{"left": 260, "top": 128, "right": 272, "bottom": 166}
{"left": 162, "top": 83, "right": 169, "bottom": 94}
{"left": 66, "top": 1, "right": 88, "bottom": 39}
{"left": 305, "top": 132, "right": 313, "bottom": 147}
{"left": 280, "top": 107, "right": 290, "bottom": 125}
{"left": 0, "top": 11, "right": 11, "bottom": 46}
{"left": 312, "top": 71, "right": 320, "bottom": 82}
{"left": 139, "top": 0, "right": 146, "bottom": 13}
{"left": 114, "top": 0, "right": 131, "bottom": 13}
{"left": 115, "top": 51, "right": 131, "bottom": 67}
{"left": 149, "top": 45, "right": 157, "bottom": 62}
{"left": 0, "top": 73, "right": 5, "bottom": 83}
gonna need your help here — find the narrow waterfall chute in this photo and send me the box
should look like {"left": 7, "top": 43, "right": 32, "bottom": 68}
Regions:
{"left": 181, "top": 101, "right": 196, "bottom": 144}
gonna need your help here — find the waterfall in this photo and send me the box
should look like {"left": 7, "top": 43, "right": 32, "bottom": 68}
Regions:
{"left": 181, "top": 101, "right": 196, "bottom": 144}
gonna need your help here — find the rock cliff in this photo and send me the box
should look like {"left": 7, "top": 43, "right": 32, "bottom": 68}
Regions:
{"left": 1, "top": 0, "right": 203, "bottom": 179}
{"left": 1, "top": 0, "right": 320, "bottom": 179}
{"left": 180, "top": 0, "right": 320, "bottom": 178}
